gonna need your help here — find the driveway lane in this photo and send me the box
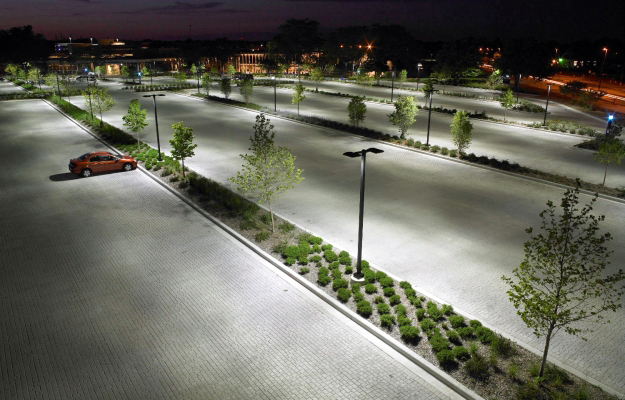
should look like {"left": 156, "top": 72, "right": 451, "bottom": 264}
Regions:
{"left": 0, "top": 99, "right": 454, "bottom": 400}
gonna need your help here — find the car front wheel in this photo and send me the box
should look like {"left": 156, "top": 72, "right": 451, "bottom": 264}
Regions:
{"left": 123, "top": 163, "right": 133, "bottom": 171}
{"left": 81, "top": 168, "right": 92, "bottom": 178}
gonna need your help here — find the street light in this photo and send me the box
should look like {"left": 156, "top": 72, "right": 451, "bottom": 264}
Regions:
{"left": 606, "top": 114, "right": 614, "bottom": 135}
{"left": 143, "top": 94, "right": 166, "bottom": 162}
{"left": 342, "top": 147, "right": 384, "bottom": 283}
{"left": 425, "top": 88, "right": 439, "bottom": 146}
{"left": 390, "top": 69, "right": 396, "bottom": 102}
{"left": 416, "top": 63, "right": 422, "bottom": 91}
{"left": 543, "top": 84, "right": 551, "bottom": 126}
{"left": 598, "top": 47, "right": 608, "bottom": 92}
{"left": 272, "top": 74, "right": 277, "bottom": 111}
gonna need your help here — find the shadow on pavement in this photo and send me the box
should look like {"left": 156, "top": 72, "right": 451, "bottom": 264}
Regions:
{"left": 49, "top": 173, "right": 77, "bottom": 182}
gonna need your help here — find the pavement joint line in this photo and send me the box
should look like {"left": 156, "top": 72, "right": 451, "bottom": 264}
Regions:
{"left": 174, "top": 91, "right": 625, "bottom": 206}
{"left": 43, "top": 93, "right": 625, "bottom": 398}
{"left": 41, "top": 96, "right": 479, "bottom": 400}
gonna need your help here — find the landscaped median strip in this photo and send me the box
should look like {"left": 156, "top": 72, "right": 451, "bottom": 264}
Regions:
{"left": 41, "top": 94, "right": 621, "bottom": 400}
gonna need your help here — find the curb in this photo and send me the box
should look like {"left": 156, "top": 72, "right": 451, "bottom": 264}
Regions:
{"left": 41, "top": 97, "right": 481, "bottom": 400}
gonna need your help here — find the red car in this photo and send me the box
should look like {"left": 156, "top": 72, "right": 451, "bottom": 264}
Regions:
{"left": 69, "top": 151, "right": 137, "bottom": 177}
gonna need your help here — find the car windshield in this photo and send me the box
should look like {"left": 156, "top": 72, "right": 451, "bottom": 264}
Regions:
{"left": 77, "top": 153, "right": 90, "bottom": 161}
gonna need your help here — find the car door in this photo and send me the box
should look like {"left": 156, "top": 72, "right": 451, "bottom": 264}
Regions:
{"left": 100, "top": 155, "right": 118, "bottom": 172}
{"left": 88, "top": 155, "right": 103, "bottom": 172}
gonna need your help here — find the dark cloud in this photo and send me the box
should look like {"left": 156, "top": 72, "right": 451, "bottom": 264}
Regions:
{"left": 120, "top": 2, "right": 244, "bottom": 15}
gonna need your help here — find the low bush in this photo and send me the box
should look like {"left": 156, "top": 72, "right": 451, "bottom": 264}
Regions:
{"left": 278, "top": 221, "right": 295, "bottom": 233}
{"left": 395, "top": 304, "right": 407, "bottom": 316}
{"left": 321, "top": 244, "right": 333, "bottom": 251}
{"left": 457, "top": 326, "right": 475, "bottom": 338}
{"left": 332, "top": 278, "right": 349, "bottom": 291}
{"left": 449, "top": 149, "right": 458, "bottom": 157}
{"left": 446, "top": 330, "right": 461, "bottom": 344}
{"left": 353, "top": 292, "right": 365, "bottom": 302}
{"left": 429, "top": 334, "right": 450, "bottom": 352}
{"left": 420, "top": 318, "right": 436, "bottom": 332}
{"left": 416, "top": 308, "right": 426, "bottom": 320}
{"left": 377, "top": 303, "right": 391, "bottom": 314}
{"left": 380, "top": 314, "right": 396, "bottom": 327}
{"left": 309, "top": 255, "right": 322, "bottom": 263}
{"left": 441, "top": 305, "right": 453, "bottom": 316}
{"left": 441, "top": 147, "right": 449, "bottom": 155}
{"left": 463, "top": 353, "right": 490, "bottom": 381}
{"left": 399, "top": 281, "right": 412, "bottom": 289}
{"left": 339, "top": 255, "right": 352, "bottom": 266}
{"left": 379, "top": 277, "right": 394, "bottom": 288}
{"left": 373, "top": 296, "right": 385, "bottom": 304}
{"left": 398, "top": 316, "right": 412, "bottom": 326}
{"left": 469, "top": 319, "right": 482, "bottom": 328}
{"left": 297, "top": 254, "right": 309, "bottom": 265}
{"left": 430, "top": 145, "right": 441, "bottom": 153}
{"left": 328, "top": 261, "right": 340, "bottom": 270}
{"left": 427, "top": 302, "right": 443, "bottom": 320}
{"left": 449, "top": 315, "right": 465, "bottom": 329}
{"left": 389, "top": 294, "right": 401, "bottom": 306}
{"left": 364, "top": 284, "right": 378, "bottom": 294}
{"left": 491, "top": 334, "right": 515, "bottom": 358}
{"left": 475, "top": 326, "right": 495, "bottom": 344}
{"left": 357, "top": 300, "right": 373, "bottom": 316}
{"left": 308, "top": 236, "right": 323, "bottom": 245}
{"left": 312, "top": 244, "right": 322, "bottom": 253}
{"left": 351, "top": 284, "right": 361, "bottom": 293}
{"left": 331, "top": 269, "right": 342, "bottom": 279}
{"left": 404, "top": 287, "right": 416, "bottom": 297}
{"left": 284, "top": 245, "right": 301, "bottom": 259}
{"left": 285, "top": 257, "right": 296, "bottom": 266}
{"left": 408, "top": 296, "right": 421, "bottom": 307}
{"left": 324, "top": 249, "right": 339, "bottom": 263}
{"left": 344, "top": 265, "right": 353, "bottom": 274}
{"left": 317, "top": 274, "right": 331, "bottom": 286}
{"left": 453, "top": 346, "right": 470, "bottom": 361}
{"left": 318, "top": 267, "right": 329, "bottom": 276}
{"left": 516, "top": 381, "right": 545, "bottom": 400}
{"left": 299, "top": 267, "right": 310, "bottom": 275}
{"left": 383, "top": 287, "right": 396, "bottom": 297}
{"left": 374, "top": 271, "right": 387, "bottom": 281}
{"left": 436, "top": 349, "right": 456, "bottom": 364}
{"left": 414, "top": 140, "right": 422, "bottom": 149}
{"left": 363, "top": 268, "right": 376, "bottom": 284}
{"left": 337, "top": 288, "right": 351, "bottom": 302}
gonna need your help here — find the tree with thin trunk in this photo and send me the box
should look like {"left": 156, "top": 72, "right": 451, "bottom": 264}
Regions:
{"left": 59, "top": 74, "right": 75, "bottom": 104}
{"left": 91, "top": 87, "right": 115, "bottom": 128}
{"left": 220, "top": 77, "right": 232, "bottom": 99}
{"left": 227, "top": 65, "right": 236, "bottom": 76}
{"left": 240, "top": 78, "right": 253, "bottom": 104}
{"left": 388, "top": 95, "right": 418, "bottom": 139}
{"left": 487, "top": 70, "right": 503, "bottom": 99}
{"left": 310, "top": 66, "right": 324, "bottom": 91}
{"left": 398, "top": 69, "right": 407, "bottom": 89}
{"left": 122, "top": 99, "right": 148, "bottom": 151}
{"left": 141, "top": 66, "right": 149, "bottom": 83}
{"left": 120, "top": 65, "right": 130, "bottom": 81}
{"left": 292, "top": 83, "right": 306, "bottom": 116}
{"left": 190, "top": 64, "right": 197, "bottom": 76}
{"left": 502, "top": 182, "right": 624, "bottom": 378}
{"left": 422, "top": 78, "right": 434, "bottom": 101}
{"left": 27, "top": 67, "right": 41, "bottom": 87}
{"left": 201, "top": 72, "right": 212, "bottom": 96}
{"left": 169, "top": 122, "right": 197, "bottom": 179}
{"left": 499, "top": 89, "right": 515, "bottom": 122}
{"left": 83, "top": 86, "right": 97, "bottom": 121}
{"left": 229, "top": 114, "right": 303, "bottom": 233}
{"left": 450, "top": 110, "right": 473, "bottom": 154}
{"left": 594, "top": 137, "right": 625, "bottom": 186}
{"left": 348, "top": 96, "right": 367, "bottom": 127}
{"left": 175, "top": 70, "right": 187, "bottom": 83}
{"left": 356, "top": 70, "right": 374, "bottom": 97}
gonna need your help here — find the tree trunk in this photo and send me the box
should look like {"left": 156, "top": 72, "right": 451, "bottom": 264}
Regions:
{"left": 297, "top": 101, "right": 299, "bottom": 116}
{"left": 137, "top": 132, "right": 140, "bottom": 151}
{"left": 181, "top": 159, "right": 185, "bottom": 179}
{"left": 603, "top": 163, "right": 609, "bottom": 186}
{"left": 269, "top": 201, "right": 275, "bottom": 233}
{"left": 539, "top": 324, "right": 556, "bottom": 377}
{"left": 99, "top": 110, "right": 103, "bottom": 128}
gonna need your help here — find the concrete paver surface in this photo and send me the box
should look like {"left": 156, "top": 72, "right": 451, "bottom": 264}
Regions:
{"left": 92, "top": 90, "right": 625, "bottom": 396}
{"left": 0, "top": 99, "right": 455, "bottom": 399}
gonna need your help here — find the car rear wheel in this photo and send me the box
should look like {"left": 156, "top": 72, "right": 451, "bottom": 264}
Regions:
{"left": 81, "top": 168, "right": 92, "bottom": 178}
{"left": 123, "top": 163, "right": 133, "bottom": 171}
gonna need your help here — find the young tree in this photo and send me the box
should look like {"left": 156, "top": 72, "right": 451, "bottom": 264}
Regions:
{"left": 210, "top": 66, "right": 219, "bottom": 75}
{"left": 398, "top": 69, "right": 407, "bottom": 89}
{"left": 348, "top": 96, "right": 367, "bottom": 127}
{"left": 229, "top": 113, "right": 304, "bottom": 232}
{"left": 169, "top": 122, "right": 197, "bottom": 179}
{"left": 92, "top": 87, "right": 115, "bottom": 127}
{"left": 95, "top": 65, "right": 105, "bottom": 78}
{"left": 190, "top": 63, "right": 197, "bottom": 76}
{"left": 594, "top": 137, "right": 625, "bottom": 186}
{"left": 502, "top": 183, "right": 624, "bottom": 378}
{"left": 559, "top": 80, "right": 586, "bottom": 100}
{"left": 422, "top": 78, "right": 434, "bottom": 100}
{"left": 239, "top": 78, "right": 254, "bottom": 104}
{"left": 487, "top": 70, "right": 503, "bottom": 99}
{"left": 175, "top": 70, "right": 187, "bottom": 83}
{"left": 122, "top": 99, "right": 148, "bottom": 151}
{"left": 450, "top": 110, "right": 473, "bottom": 154}
{"left": 499, "top": 89, "right": 515, "bottom": 122}
{"left": 310, "top": 66, "right": 324, "bottom": 91}
{"left": 59, "top": 74, "right": 75, "bottom": 104}
{"left": 140, "top": 66, "right": 149, "bottom": 84}
{"left": 201, "top": 72, "right": 212, "bottom": 96}
{"left": 356, "top": 70, "right": 374, "bottom": 97}
{"left": 220, "top": 77, "right": 232, "bottom": 99}
{"left": 27, "top": 67, "right": 41, "bottom": 88}
{"left": 120, "top": 65, "right": 130, "bottom": 81}
{"left": 44, "top": 72, "right": 58, "bottom": 94}
{"left": 226, "top": 64, "right": 236, "bottom": 76}
{"left": 388, "top": 95, "right": 418, "bottom": 139}
{"left": 83, "top": 86, "right": 97, "bottom": 120}
{"left": 292, "top": 83, "right": 306, "bottom": 116}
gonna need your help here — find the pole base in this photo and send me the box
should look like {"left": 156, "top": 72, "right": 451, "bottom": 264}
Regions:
{"left": 350, "top": 273, "right": 365, "bottom": 285}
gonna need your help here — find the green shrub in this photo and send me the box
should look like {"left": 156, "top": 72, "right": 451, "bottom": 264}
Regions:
{"left": 337, "top": 288, "right": 351, "bottom": 302}
{"left": 463, "top": 353, "right": 490, "bottom": 381}
{"left": 529, "top": 362, "right": 540, "bottom": 377}
{"left": 351, "top": 284, "right": 361, "bottom": 293}
{"left": 309, "top": 255, "right": 322, "bottom": 263}
{"left": 449, "top": 149, "right": 458, "bottom": 157}
{"left": 312, "top": 244, "right": 322, "bottom": 253}
{"left": 491, "top": 335, "right": 515, "bottom": 358}
{"left": 453, "top": 346, "right": 470, "bottom": 361}
{"left": 324, "top": 250, "right": 338, "bottom": 263}
{"left": 338, "top": 250, "right": 349, "bottom": 258}
{"left": 441, "top": 147, "right": 449, "bottom": 155}
{"left": 446, "top": 330, "right": 461, "bottom": 344}
{"left": 441, "top": 305, "right": 453, "bottom": 315}
{"left": 364, "top": 284, "right": 378, "bottom": 294}
{"left": 344, "top": 265, "right": 353, "bottom": 274}
{"left": 377, "top": 303, "right": 391, "bottom": 314}
{"left": 260, "top": 213, "right": 272, "bottom": 225}
{"left": 383, "top": 287, "right": 395, "bottom": 297}
{"left": 299, "top": 267, "right": 310, "bottom": 275}
{"left": 516, "top": 381, "right": 544, "bottom": 400}
{"left": 430, "top": 145, "right": 440, "bottom": 153}
{"left": 373, "top": 296, "right": 385, "bottom": 304}
{"left": 399, "top": 281, "right": 412, "bottom": 289}
{"left": 308, "top": 236, "right": 323, "bottom": 245}
{"left": 297, "top": 254, "right": 309, "bottom": 264}
{"left": 469, "top": 319, "right": 482, "bottom": 328}
{"left": 457, "top": 327, "right": 474, "bottom": 338}
{"left": 321, "top": 244, "right": 333, "bottom": 251}
{"left": 416, "top": 308, "right": 426, "bottom": 320}
{"left": 284, "top": 245, "right": 301, "bottom": 259}
{"left": 332, "top": 269, "right": 342, "bottom": 279}
{"left": 374, "top": 271, "right": 387, "bottom": 281}
{"left": 395, "top": 304, "right": 407, "bottom": 316}
{"left": 426, "top": 302, "right": 443, "bottom": 320}
{"left": 408, "top": 295, "right": 420, "bottom": 307}
{"left": 317, "top": 274, "right": 331, "bottom": 286}
{"left": 379, "top": 277, "right": 394, "bottom": 288}
{"left": 389, "top": 294, "right": 401, "bottom": 306}
{"left": 357, "top": 300, "right": 373, "bottom": 316}
{"left": 318, "top": 267, "right": 329, "bottom": 276}
{"left": 380, "top": 314, "right": 396, "bottom": 327}
{"left": 333, "top": 278, "right": 349, "bottom": 291}
{"left": 328, "top": 261, "right": 340, "bottom": 270}
{"left": 545, "top": 364, "right": 572, "bottom": 385}
{"left": 414, "top": 140, "right": 422, "bottom": 149}
{"left": 449, "top": 315, "right": 465, "bottom": 329}
{"left": 507, "top": 362, "right": 518, "bottom": 380}
{"left": 436, "top": 349, "right": 455, "bottom": 364}
{"left": 397, "top": 317, "right": 412, "bottom": 327}
{"left": 360, "top": 260, "right": 370, "bottom": 268}
{"left": 429, "top": 334, "right": 450, "bottom": 353}
{"left": 475, "top": 326, "right": 495, "bottom": 344}
{"left": 353, "top": 292, "right": 365, "bottom": 302}
{"left": 420, "top": 318, "right": 436, "bottom": 332}
{"left": 285, "top": 257, "right": 296, "bottom": 266}
{"left": 298, "top": 241, "right": 312, "bottom": 255}
{"left": 406, "top": 138, "right": 415, "bottom": 146}
{"left": 363, "top": 269, "right": 376, "bottom": 284}
{"left": 339, "top": 256, "right": 352, "bottom": 266}
{"left": 399, "top": 325, "right": 420, "bottom": 341}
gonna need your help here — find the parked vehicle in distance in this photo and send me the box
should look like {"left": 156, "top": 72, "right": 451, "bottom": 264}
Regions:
{"left": 233, "top": 73, "right": 254, "bottom": 81}
{"left": 69, "top": 151, "right": 137, "bottom": 177}
{"left": 74, "top": 75, "right": 96, "bottom": 82}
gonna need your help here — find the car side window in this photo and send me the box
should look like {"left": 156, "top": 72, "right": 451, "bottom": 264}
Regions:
{"left": 89, "top": 156, "right": 101, "bottom": 162}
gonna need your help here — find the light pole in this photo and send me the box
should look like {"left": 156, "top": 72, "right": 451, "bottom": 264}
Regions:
{"left": 543, "top": 84, "right": 551, "bottom": 126}
{"left": 55, "top": 70, "right": 61, "bottom": 97}
{"left": 425, "top": 88, "right": 438, "bottom": 145}
{"left": 416, "top": 63, "right": 422, "bottom": 91}
{"left": 87, "top": 88, "right": 94, "bottom": 120}
{"left": 343, "top": 147, "right": 384, "bottom": 283}
{"left": 606, "top": 114, "right": 614, "bottom": 135}
{"left": 598, "top": 48, "right": 608, "bottom": 92}
{"left": 390, "top": 69, "right": 395, "bottom": 102}
{"left": 273, "top": 74, "right": 277, "bottom": 111}
{"left": 143, "top": 94, "right": 165, "bottom": 162}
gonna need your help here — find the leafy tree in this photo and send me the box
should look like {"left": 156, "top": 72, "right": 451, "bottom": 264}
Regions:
{"left": 310, "top": 67, "right": 324, "bottom": 91}
{"left": 59, "top": 74, "right": 75, "bottom": 104}
{"left": 226, "top": 64, "right": 236, "bottom": 76}
{"left": 273, "top": 18, "right": 322, "bottom": 74}
{"left": 576, "top": 90, "right": 605, "bottom": 110}
{"left": 91, "top": 87, "right": 115, "bottom": 127}
{"left": 239, "top": 78, "right": 253, "bottom": 104}
{"left": 499, "top": 89, "right": 515, "bottom": 122}
{"left": 190, "top": 63, "right": 197, "bottom": 76}
{"left": 83, "top": 86, "right": 97, "bottom": 120}
{"left": 120, "top": 65, "right": 130, "bottom": 81}
{"left": 398, "top": 69, "right": 407, "bottom": 89}
{"left": 175, "top": 70, "right": 187, "bottom": 83}
{"left": 0, "top": 26, "right": 50, "bottom": 65}
{"left": 44, "top": 72, "right": 58, "bottom": 94}
{"left": 594, "top": 138, "right": 625, "bottom": 186}
{"left": 169, "top": 122, "right": 197, "bottom": 179}
{"left": 356, "top": 70, "right": 374, "bottom": 97}
{"left": 229, "top": 113, "right": 304, "bottom": 233}
{"left": 487, "top": 70, "right": 503, "bottom": 98}
{"left": 292, "top": 83, "right": 306, "bottom": 116}
{"left": 422, "top": 78, "right": 434, "bottom": 100}
{"left": 559, "top": 80, "right": 586, "bottom": 100}
{"left": 435, "top": 38, "right": 480, "bottom": 84}
{"left": 210, "top": 66, "right": 219, "bottom": 75}
{"left": 220, "top": 77, "right": 232, "bottom": 99}
{"left": 95, "top": 65, "right": 105, "bottom": 78}
{"left": 450, "top": 110, "right": 473, "bottom": 154}
{"left": 27, "top": 67, "right": 41, "bottom": 88}
{"left": 201, "top": 72, "right": 212, "bottom": 96}
{"left": 348, "top": 96, "right": 367, "bottom": 127}
{"left": 140, "top": 66, "right": 149, "bottom": 84}
{"left": 122, "top": 99, "right": 148, "bottom": 151}
{"left": 388, "top": 95, "right": 418, "bottom": 139}
{"left": 502, "top": 183, "right": 624, "bottom": 378}
{"left": 5, "top": 64, "right": 17, "bottom": 77}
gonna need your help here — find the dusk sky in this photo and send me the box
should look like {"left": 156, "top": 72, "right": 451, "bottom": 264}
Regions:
{"left": 2, "top": 0, "right": 623, "bottom": 42}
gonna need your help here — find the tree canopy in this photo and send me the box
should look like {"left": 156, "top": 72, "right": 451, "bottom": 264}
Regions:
{"left": 0, "top": 26, "right": 50, "bottom": 64}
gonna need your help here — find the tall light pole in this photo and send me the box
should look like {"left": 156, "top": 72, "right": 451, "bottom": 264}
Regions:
{"left": 273, "top": 74, "right": 277, "bottom": 111}
{"left": 425, "top": 88, "right": 438, "bottom": 146}
{"left": 598, "top": 47, "right": 608, "bottom": 92}
{"left": 143, "top": 94, "right": 166, "bottom": 162}
{"left": 390, "top": 69, "right": 395, "bottom": 102}
{"left": 343, "top": 147, "right": 384, "bottom": 283}
{"left": 543, "top": 84, "right": 551, "bottom": 126}
{"left": 416, "top": 63, "right": 422, "bottom": 91}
